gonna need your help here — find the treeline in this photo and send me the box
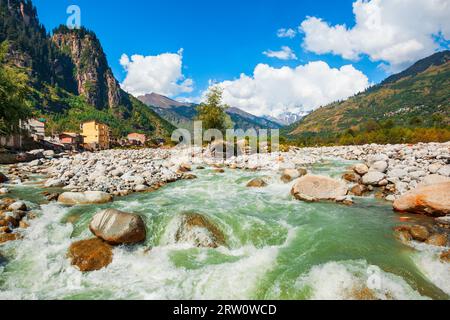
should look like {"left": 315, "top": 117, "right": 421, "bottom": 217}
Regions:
{"left": 288, "top": 119, "right": 450, "bottom": 147}
{"left": 0, "top": 0, "right": 78, "bottom": 90}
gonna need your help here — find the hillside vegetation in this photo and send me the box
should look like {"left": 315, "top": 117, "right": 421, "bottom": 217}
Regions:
{"left": 0, "top": 0, "right": 175, "bottom": 139}
{"left": 286, "top": 51, "right": 450, "bottom": 146}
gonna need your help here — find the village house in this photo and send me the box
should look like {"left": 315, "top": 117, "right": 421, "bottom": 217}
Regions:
{"left": 24, "top": 118, "right": 46, "bottom": 141}
{"left": 127, "top": 133, "right": 146, "bottom": 146}
{"left": 81, "top": 121, "right": 111, "bottom": 150}
{"left": 58, "top": 132, "right": 84, "bottom": 150}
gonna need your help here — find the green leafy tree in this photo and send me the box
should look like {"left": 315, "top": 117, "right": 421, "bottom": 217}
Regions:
{"left": 196, "top": 86, "right": 232, "bottom": 133}
{"left": 0, "top": 41, "right": 32, "bottom": 135}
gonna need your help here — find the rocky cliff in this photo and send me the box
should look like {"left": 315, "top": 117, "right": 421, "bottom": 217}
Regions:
{"left": 51, "top": 27, "right": 125, "bottom": 111}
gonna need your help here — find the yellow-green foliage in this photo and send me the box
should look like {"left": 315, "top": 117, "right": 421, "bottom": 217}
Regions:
{"left": 0, "top": 41, "right": 32, "bottom": 135}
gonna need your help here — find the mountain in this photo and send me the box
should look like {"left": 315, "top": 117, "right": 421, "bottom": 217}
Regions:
{"left": 138, "top": 93, "right": 282, "bottom": 131}
{"left": 0, "top": 0, "right": 174, "bottom": 138}
{"left": 139, "top": 92, "right": 191, "bottom": 109}
{"left": 288, "top": 50, "right": 450, "bottom": 139}
{"left": 264, "top": 111, "right": 311, "bottom": 126}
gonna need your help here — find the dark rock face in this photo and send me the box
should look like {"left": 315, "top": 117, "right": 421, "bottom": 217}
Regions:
{"left": 68, "top": 238, "right": 113, "bottom": 272}
{"left": 51, "top": 29, "right": 126, "bottom": 112}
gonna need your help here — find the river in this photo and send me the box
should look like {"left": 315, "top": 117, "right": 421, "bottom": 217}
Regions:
{"left": 0, "top": 160, "right": 449, "bottom": 300}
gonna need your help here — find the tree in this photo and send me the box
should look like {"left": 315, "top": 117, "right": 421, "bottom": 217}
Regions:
{"left": 196, "top": 86, "right": 232, "bottom": 133}
{"left": 0, "top": 41, "right": 32, "bottom": 135}
{"left": 364, "top": 119, "right": 380, "bottom": 132}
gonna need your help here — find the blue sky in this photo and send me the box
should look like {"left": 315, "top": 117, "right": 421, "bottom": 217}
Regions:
{"left": 32, "top": 0, "right": 449, "bottom": 116}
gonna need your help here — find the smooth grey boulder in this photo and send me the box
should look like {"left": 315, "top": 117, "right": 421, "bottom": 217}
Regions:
{"left": 89, "top": 209, "right": 146, "bottom": 245}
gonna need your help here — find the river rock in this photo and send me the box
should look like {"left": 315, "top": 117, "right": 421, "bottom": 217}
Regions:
{"left": 0, "top": 188, "right": 9, "bottom": 195}
{"left": 291, "top": 175, "right": 348, "bottom": 202}
{"left": 179, "top": 163, "right": 192, "bottom": 172}
{"left": 370, "top": 161, "right": 388, "bottom": 173}
{"left": 28, "top": 159, "right": 42, "bottom": 167}
{"left": 389, "top": 169, "right": 408, "bottom": 179}
{"left": 0, "top": 172, "right": 8, "bottom": 183}
{"left": 435, "top": 216, "right": 450, "bottom": 229}
{"left": 428, "top": 163, "right": 442, "bottom": 174}
{"left": 68, "top": 238, "right": 113, "bottom": 272}
{"left": 0, "top": 233, "right": 18, "bottom": 244}
{"left": 393, "top": 182, "right": 450, "bottom": 216}
{"left": 342, "top": 171, "right": 360, "bottom": 183}
{"left": 44, "top": 178, "right": 66, "bottom": 188}
{"left": 394, "top": 226, "right": 413, "bottom": 244}
{"left": 58, "top": 191, "right": 113, "bottom": 205}
{"left": 349, "top": 184, "right": 367, "bottom": 196}
{"left": 441, "top": 250, "right": 450, "bottom": 263}
{"left": 43, "top": 150, "right": 55, "bottom": 158}
{"left": 437, "top": 165, "right": 450, "bottom": 177}
{"left": 281, "top": 169, "right": 301, "bottom": 183}
{"left": 175, "top": 213, "right": 226, "bottom": 248}
{"left": 182, "top": 174, "right": 197, "bottom": 180}
{"left": 409, "top": 225, "right": 430, "bottom": 242}
{"left": 362, "top": 172, "right": 385, "bottom": 186}
{"left": 425, "top": 234, "right": 448, "bottom": 247}
{"left": 418, "top": 174, "right": 450, "bottom": 187}
{"left": 89, "top": 209, "right": 146, "bottom": 245}
{"left": 8, "top": 201, "right": 27, "bottom": 211}
{"left": 353, "top": 164, "right": 369, "bottom": 175}
{"left": 247, "top": 178, "right": 268, "bottom": 188}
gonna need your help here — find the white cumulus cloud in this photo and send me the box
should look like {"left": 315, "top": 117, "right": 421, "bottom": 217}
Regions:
{"left": 120, "top": 49, "right": 194, "bottom": 97}
{"left": 263, "top": 46, "right": 298, "bottom": 60}
{"left": 300, "top": 0, "right": 450, "bottom": 71}
{"left": 277, "top": 28, "right": 297, "bottom": 38}
{"left": 209, "top": 61, "right": 369, "bottom": 117}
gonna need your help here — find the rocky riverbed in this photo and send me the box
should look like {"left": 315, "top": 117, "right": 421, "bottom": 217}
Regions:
{"left": 4, "top": 142, "right": 449, "bottom": 200}
{"left": 0, "top": 142, "right": 449, "bottom": 299}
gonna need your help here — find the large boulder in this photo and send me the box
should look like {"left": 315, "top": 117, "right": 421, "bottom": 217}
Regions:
{"left": 291, "top": 175, "right": 348, "bottom": 202}
{"left": 89, "top": 209, "right": 146, "bottom": 245}
{"left": 58, "top": 191, "right": 113, "bottom": 205}
{"left": 393, "top": 182, "right": 450, "bottom": 216}
{"left": 175, "top": 213, "right": 226, "bottom": 248}
{"left": 247, "top": 178, "right": 268, "bottom": 188}
{"left": 68, "top": 238, "right": 113, "bottom": 272}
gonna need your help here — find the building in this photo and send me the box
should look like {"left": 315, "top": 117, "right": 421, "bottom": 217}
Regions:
{"left": 59, "top": 132, "right": 83, "bottom": 150}
{"left": 24, "top": 118, "right": 46, "bottom": 141}
{"left": 127, "top": 133, "right": 146, "bottom": 146}
{"left": 81, "top": 121, "right": 111, "bottom": 150}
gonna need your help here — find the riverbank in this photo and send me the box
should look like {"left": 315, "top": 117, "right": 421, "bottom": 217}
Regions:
{"left": 8, "top": 142, "right": 448, "bottom": 199}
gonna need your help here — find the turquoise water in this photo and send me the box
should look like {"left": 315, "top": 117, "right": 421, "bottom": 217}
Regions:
{"left": 0, "top": 161, "right": 449, "bottom": 300}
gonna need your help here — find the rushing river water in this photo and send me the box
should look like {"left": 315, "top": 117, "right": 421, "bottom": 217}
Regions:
{"left": 0, "top": 160, "right": 449, "bottom": 300}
